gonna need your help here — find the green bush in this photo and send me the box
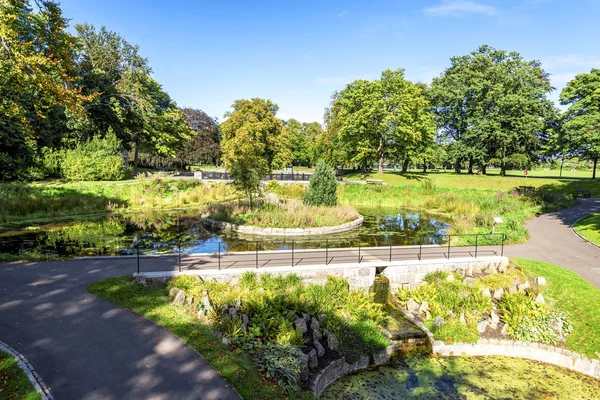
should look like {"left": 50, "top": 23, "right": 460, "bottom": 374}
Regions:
{"left": 253, "top": 343, "right": 301, "bottom": 393}
{"left": 40, "top": 146, "right": 64, "bottom": 178}
{"left": 166, "top": 275, "right": 202, "bottom": 292}
{"left": 512, "top": 310, "right": 573, "bottom": 345}
{"left": 60, "top": 131, "right": 130, "bottom": 181}
{"left": 303, "top": 160, "right": 338, "bottom": 206}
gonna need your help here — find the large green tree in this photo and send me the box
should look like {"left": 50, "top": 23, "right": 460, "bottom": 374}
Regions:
{"left": 327, "top": 69, "right": 435, "bottom": 174}
{"left": 284, "top": 118, "right": 324, "bottom": 166}
{"left": 430, "top": 45, "right": 555, "bottom": 175}
{"left": 560, "top": 69, "right": 600, "bottom": 179}
{"left": 220, "top": 98, "right": 291, "bottom": 205}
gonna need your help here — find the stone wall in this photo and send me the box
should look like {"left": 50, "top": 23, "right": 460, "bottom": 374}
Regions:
{"left": 201, "top": 215, "right": 364, "bottom": 237}
{"left": 434, "top": 339, "right": 600, "bottom": 380}
{"left": 382, "top": 257, "right": 509, "bottom": 291}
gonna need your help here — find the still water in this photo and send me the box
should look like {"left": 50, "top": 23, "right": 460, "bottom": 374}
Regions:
{"left": 0, "top": 207, "right": 448, "bottom": 257}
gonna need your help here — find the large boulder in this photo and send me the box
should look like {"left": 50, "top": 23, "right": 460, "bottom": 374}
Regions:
{"left": 314, "top": 340, "right": 325, "bottom": 357}
{"left": 419, "top": 301, "right": 429, "bottom": 313}
{"left": 406, "top": 298, "right": 420, "bottom": 314}
{"left": 297, "top": 349, "right": 309, "bottom": 381}
{"left": 172, "top": 291, "right": 186, "bottom": 306}
{"left": 169, "top": 287, "right": 183, "bottom": 299}
{"left": 313, "top": 329, "right": 322, "bottom": 341}
{"left": 295, "top": 318, "right": 308, "bottom": 334}
{"left": 477, "top": 320, "right": 489, "bottom": 333}
{"left": 310, "top": 317, "right": 320, "bottom": 332}
{"left": 327, "top": 332, "right": 340, "bottom": 351}
{"left": 308, "top": 349, "right": 318, "bottom": 370}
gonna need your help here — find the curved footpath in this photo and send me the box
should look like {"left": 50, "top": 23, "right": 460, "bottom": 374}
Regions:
{"left": 0, "top": 198, "right": 599, "bottom": 399}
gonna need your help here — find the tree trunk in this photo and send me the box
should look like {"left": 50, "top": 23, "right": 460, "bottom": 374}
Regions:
{"left": 423, "top": 158, "right": 427, "bottom": 173}
{"left": 593, "top": 157, "right": 598, "bottom": 179}
{"left": 481, "top": 165, "right": 487, "bottom": 175}
{"left": 468, "top": 157, "right": 474, "bottom": 174}
{"left": 401, "top": 156, "right": 410, "bottom": 173}
{"left": 377, "top": 135, "right": 384, "bottom": 174}
{"left": 454, "top": 159, "right": 461, "bottom": 173}
{"left": 500, "top": 161, "right": 506, "bottom": 176}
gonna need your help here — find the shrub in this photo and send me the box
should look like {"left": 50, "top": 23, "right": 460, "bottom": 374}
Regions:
{"left": 303, "top": 160, "right": 338, "bottom": 206}
{"left": 253, "top": 343, "right": 301, "bottom": 393}
{"left": 429, "top": 318, "right": 479, "bottom": 344}
{"left": 60, "top": 131, "right": 130, "bottom": 181}
{"left": 512, "top": 310, "right": 573, "bottom": 345}
{"left": 166, "top": 275, "right": 202, "bottom": 292}
{"left": 40, "top": 146, "right": 64, "bottom": 178}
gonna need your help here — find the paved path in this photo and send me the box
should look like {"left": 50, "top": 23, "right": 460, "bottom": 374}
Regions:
{"left": 505, "top": 197, "right": 600, "bottom": 289}
{"left": 0, "top": 260, "right": 239, "bottom": 400}
{"left": 1, "top": 198, "right": 599, "bottom": 399}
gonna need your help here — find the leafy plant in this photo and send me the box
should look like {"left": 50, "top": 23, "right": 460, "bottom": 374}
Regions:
{"left": 253, "top": 344, "right": 301, "bottom": 393}
{"left": 166, "top": 275, "right": 202, "bottom": 292}
{"left": 303, "top": 160, "right": 338, "bottom": 206}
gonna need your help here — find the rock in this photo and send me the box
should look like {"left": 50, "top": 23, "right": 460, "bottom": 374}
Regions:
{"left": 235, "top": 298, "right": 241, "bottom": 309}
{"left": 536, "top": 277, "right": 547, "bottom": 286}
{"left": 135, "top": 275, "right": 149, "bottom": 286}
{"left": 500, "top": 323, "right": 509, "bottom": 336}
{"left": 472, "top": 263, "right": 483, "bottom": 275}
{"left": 172, "top": 291, "right": 186, "bottom": 306}
{"left": 508, "top": 285, "right": 518, "bottom": 294}
{"left": 318, "top": 313, "right": 327, "bottom": 323}
{"left": 295, "top": 318, "right": 308, "bottom": 334}
{"left": 446, "top": 310, "right": 455, "bottom": 319}
{"left": 549, "top": 318, "right": 564, "bottom": 337}
{"left": 313, "top": 328, "right": 322, "bottom": 341}
{"left": 434, "top": 316, "right": 446, "bottom": 327}
{"left": 446, "top": 274, "right": 455, "bottom": 282}
{"left": 242, "top": 314, "right": 249, "bottom": 325}
{"left": 310, "top": 317, "right": 320, "bottom": 332}
{"left": 186, "top": 296, "right": 194, "bottom": 305}
{"left": 202, "top": 295, "right": 213, "bottom": 314}
{"left": 303, "top": 313, "right": 311, "bottom": 323}
{"left": 419, "top": 301, "right": 429, "bottom": 313}
{"left": 481, "top": 288, "right": 492, "bottom": 298}
{"left": 406, "top": 298, "right": 420, "bottom": 313}
{"left": 228, "top": 307, "right": 238, "bottom": 318}
{"left": 489, "top": 311, "right": 500, "bottom": 329}
{"left": 222, "top": 336, "right": 231, "bottom": 346}
{"left": 308, "top": 349, "right": 318, "bottom": 370}
{"left": 477, "top": 320, "right": 489, "bottom": 333}
{"left": 314, "top": 340, "right": 325, "bottom": 357}
{"left": 425, "top": 310, "right": 432, "bottom": 320}
{"left": 459, "top": 312, "right": 467, "bottom": 326}
{"left": 297, "top": 350, "right": 309, "bottom": 380}
{"left": 498, "top": 263, "right": 508, "bottom": 274}
{"left": 327, "top": 332, "right": 340, "bottom": 351}
{"left": 463, "top": 277, "right": 478, "bottom": 286}
{"left": 372, "top": 349, "right": 390, "bottom": 366}
{"left": 518, "top": 281, "right": 530, "bottom": 291}
{"left": 493, "top": 288, "right": 504, "bottom": 300}
{"left": 151, "top": 277, "right": 169, "bottom": 288}
{"left": 169, "top": 287, "right": 183, "bottom": 299}
{"left": 535, "top": 293, "right": 545, "bottom": 304}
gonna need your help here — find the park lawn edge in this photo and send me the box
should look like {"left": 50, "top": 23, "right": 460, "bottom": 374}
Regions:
{"left": 573, "top": 213, "right": 600, "bottom": 246}
{"left": 512, "top": 258, "right": 600, "bottom": 359}
{"left": 0, "top": 350, "right": 41, "bottom": 400}
{"left": 87, "top": 276, "right": 314, "bottom": 400}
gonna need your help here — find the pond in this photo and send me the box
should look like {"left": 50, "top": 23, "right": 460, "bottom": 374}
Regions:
{"left": 0, "top": 206, "right": 448, "bottom": 257}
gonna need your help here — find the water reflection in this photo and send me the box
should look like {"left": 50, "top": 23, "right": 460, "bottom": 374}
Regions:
{"left": 0, "top": 207, "right": 448, "bottom": 257}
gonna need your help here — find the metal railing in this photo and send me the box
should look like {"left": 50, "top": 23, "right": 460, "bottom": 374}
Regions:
{"left": 199, "top": 171, "right": 312, "bottom": 181}
{"left": 131, "top": 233, "right": 507, "bottom": 274}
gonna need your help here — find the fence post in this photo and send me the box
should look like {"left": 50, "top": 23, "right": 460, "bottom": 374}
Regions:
{"left": 419, "top": 235, "right": 422, "bottom": 261}
{"left": 358, "top": 241, "right": 361, "bottom": 263}
{"left": 136, "top": 244, "right": 140, "bottom": 274}
{"left": 326, "top": 239, "right": 329, "bottom": 265}
{"left": 389, "top": 243, "right": 392, "bottom": 262}
{"left": 501, "top": 234, "right": 505, "bottom": 257}
{"left": 178, "top": 240, "right": 181, "bottom": 273}
{"left": 291, "top": 240, "right": 294, "bottom": 267}
{"left": 475, "top": 235, "right": 478, "bottom": 258}
{"left": 255, "top": 241, "right": 259, "bottom": 269}
{"left": 218, "top": 242, "right": 221, "bottom": 270}
{"left": 447, "top": 235, "right": 451, "bottom": 259}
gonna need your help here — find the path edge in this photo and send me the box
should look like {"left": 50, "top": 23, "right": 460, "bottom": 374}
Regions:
{"left": 570, "top": 214, "right": 600, "bottom": 249}
{"left": 0, "top": 340, "right": 53, "bottom": 400}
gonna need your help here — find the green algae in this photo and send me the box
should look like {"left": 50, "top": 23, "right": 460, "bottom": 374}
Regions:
{"left": 321, "top": 355, "right": 600, "bottom": 399}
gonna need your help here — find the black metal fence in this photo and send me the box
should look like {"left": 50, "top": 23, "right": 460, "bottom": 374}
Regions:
{"left": 200, "top": 171, "right": 312, "bottom": 182}
{"left": 131, "top": 233, "right": 507, "bottom": 274}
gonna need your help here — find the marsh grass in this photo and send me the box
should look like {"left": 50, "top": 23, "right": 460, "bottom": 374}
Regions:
{"left": 206, "top": 201, "right": 359, "bottom": 229}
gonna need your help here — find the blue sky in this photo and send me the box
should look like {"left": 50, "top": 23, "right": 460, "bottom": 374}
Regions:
{"left": 60, "top": 0, "right": 600, "bottom": 123}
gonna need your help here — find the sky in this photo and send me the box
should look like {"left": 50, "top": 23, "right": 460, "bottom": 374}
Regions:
{"left": 59, "top": 0, "right": 600, "bottom": 124}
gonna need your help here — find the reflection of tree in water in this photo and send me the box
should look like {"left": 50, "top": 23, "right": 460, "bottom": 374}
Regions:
{"left": 43, "top": 218, "right": 127, "bottom": 255}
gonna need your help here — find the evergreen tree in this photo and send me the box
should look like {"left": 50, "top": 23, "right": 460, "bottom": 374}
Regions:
{"left": 303, "top": 160, "right": 338, "bottom": 206}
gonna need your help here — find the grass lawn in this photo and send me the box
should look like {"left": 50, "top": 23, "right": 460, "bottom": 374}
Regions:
{"left": 88, "top": 276, "right": 314, "bottom": 400}
{"left": 574, "top": 213, "right": 600, "bottom": 246}
{"left": 513, "top": 258, "right": 600, "bottom": 359}
{"left": 343, "top": 170, "right": 600, "bottom": 196}
{"left": 0, "top": 350, "right": 41, "bottom": 400}
{"left": 321, "top": 354, "right": 600, "bottom": 399}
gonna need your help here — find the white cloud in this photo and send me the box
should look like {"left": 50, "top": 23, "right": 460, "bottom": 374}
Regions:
{"left": 424, "top": 1, "right": 498, "bottom": 16}
{"left": 338, "top": 9, "right": 349, "bottom": 18}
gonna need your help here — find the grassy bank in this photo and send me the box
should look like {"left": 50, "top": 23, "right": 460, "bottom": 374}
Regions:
{"left": 0, "top": 176, "right": 237, "bottom": 225}
{"left": 206, "top": 201, "right": 358, "bottom": 229}
{"left": 513, "top": 258, "right": 600, "bottom": 359}
{"left": 574, "top": 213, "right": 600, "bottom": 246}
{"left": 321, "top": 354, "right": 600, "bottom": 399}
{"left": 88, "top": 276, "right": 314, "bottom": 400}
{"left": 0, "top": 350, "right": 41, "bottom": 400}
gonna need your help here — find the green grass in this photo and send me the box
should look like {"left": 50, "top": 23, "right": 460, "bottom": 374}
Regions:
{"left": 574, "top": 213, "right": 600, "bottom": 246}
{"left": 343, "top": 170, "right": 600, "bottom": 196}
{"left": 321, "top": 354, "right": 600, "bottom": 399}
{"left": 88, "top": 276, "right": 314, "bottom": 400}
{"left": 513, "top": 258, "right": 600, "bottom": 359}
{"left": 0, "top": 350, "right": 41, "bottom": 400}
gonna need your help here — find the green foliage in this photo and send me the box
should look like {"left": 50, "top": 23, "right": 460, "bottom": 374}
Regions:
{"left": 429, "top": 318, "right": 479, "bottom": 344}
{"left": 303, "top": 160, "right": 338, "bottom": 206}
{"left": 253, "top": 344, "right": 301, "bottom": 393}
{"left": 574, "top": 212, "right": 600, "bottom": 246}
{"left": 328, "top": 319, "right": 389, "bottom": 364}
{"left": 512, "top": 310, "right": 573, "bottom": 346}
{"left": 60, "top": 131, "right": 130, "bottom": 181}
{"left": 166, "top": 275, "right": 201, "bottom": 292}
{"left": 0, "top": 350, "right": 42, "bottom": 400}
{"left": 422, "top": 270, "right": 449, "bottom": 284}
{"left": 497, "top": 291, "right": 542, "bottom": 331}
{"left": 477, "top": 269, "right": 527, "bottom": 290}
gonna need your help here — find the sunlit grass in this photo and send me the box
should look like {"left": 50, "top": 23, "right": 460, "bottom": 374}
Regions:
{"left": 0, "top": 350, "right": 41, "bottom": 400}
{"left": 574, "top": 213, "right": 600, "bottom": 246}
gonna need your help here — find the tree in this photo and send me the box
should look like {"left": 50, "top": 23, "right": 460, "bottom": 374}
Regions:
{"left": 303, "top": 160, "right": 338, "bottom": 206}
{"left": 220, "top": 98, "right": 291, "bottom": 205}
{"left": 560, "top": 69, "right": 600, "bottom": 179}
{"left": 327, "top": 69, "right": 435, "bottom": 174}
{"left": 430, "top": 45, "right": 554, "bottom": 175}
{"left": 177, "top": 108, "right": 220, "bottom": 166}
{"left": 0, "top": 0, "right": 84, "bottom": 179}
{"left": 285, "top": 119, "right": 324, "bottom": 166}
